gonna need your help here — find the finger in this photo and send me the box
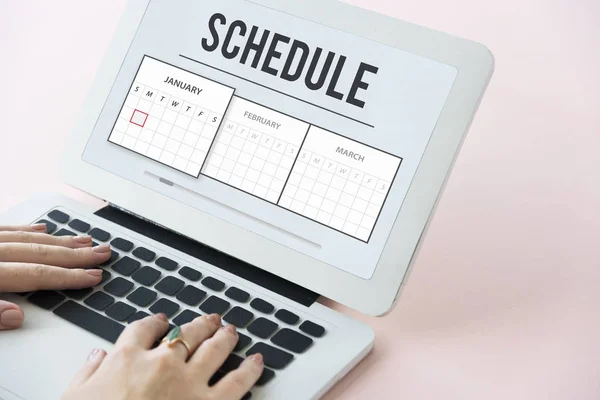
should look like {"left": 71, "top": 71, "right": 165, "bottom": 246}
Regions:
{"left": 0, "top": 243, "right": 111, "bottom": 267}
{"left": 0, "top": 224, "right": 47, "bottom": 233}
{"left": 69, "top": 348, "right": 107, "bottom": 387}
{"left": 0, "top": 300, "right": 24, "bottom": 330}
{"left": 189, "top": 323, "right": 239, "bottom": 381}
{"left": 0, "top": 231, "right": 93, "bottom": 249}
{"left": 211, "top": 354, "right": 264, "bottom": 400}
{"left": 156, "top": 314, "right": 222, "bottom": 360}
{"left": 0, "top": 263, "right": 103, "bottom": 292}
{"left": 117, "top": 313, "right": 170, "bottom": 350}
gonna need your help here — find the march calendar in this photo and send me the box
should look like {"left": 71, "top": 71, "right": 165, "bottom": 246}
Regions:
{"left": 109, "top": 56, "right": 402, "bottom": 242}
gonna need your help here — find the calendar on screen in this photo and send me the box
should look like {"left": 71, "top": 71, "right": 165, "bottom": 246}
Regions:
{"left": 278, "top": 127, "right": 401, "bottom": 241}
{"left": 108, "top": 56, "right": 402, "bottom": 242}
{"left": 108, "top": 56, "right": 234, "bottom": 178}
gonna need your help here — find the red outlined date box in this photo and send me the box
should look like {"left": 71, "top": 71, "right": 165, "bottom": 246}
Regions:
{"left": 130, "top": 109, "right": 149, "bottom": 127}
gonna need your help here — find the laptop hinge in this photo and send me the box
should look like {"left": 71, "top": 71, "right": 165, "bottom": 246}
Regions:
{"left": 95, "top": 204, "right": 319, "bottom": 307}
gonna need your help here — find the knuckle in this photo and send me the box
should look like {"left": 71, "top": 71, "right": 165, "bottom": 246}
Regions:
{"left": 205, "top": 338, "right": 228, "bottom": 356}
{"left": 17, "top": 231, "right": 29, "bottom": 243}
{"left": 117, "top": 343, "right": 138, "bottom": 357}
{"left": 32, "top": 264, "right": 46, "bottom": 279}
{"left": 231, "top": 373, "right": 249, "bottom": 390}
{"left": 30, "top": 243, "right": 47, "bottom": 256}
{"left": 156, "top": 352, "right": 177, "bottom": 370}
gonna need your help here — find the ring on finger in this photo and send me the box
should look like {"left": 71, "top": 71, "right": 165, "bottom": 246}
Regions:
{"left": 161, "top": 326, "right": 192, "bottom": 358}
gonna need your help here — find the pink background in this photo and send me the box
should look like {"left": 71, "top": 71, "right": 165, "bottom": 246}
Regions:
{"left": 1, "top": 1, "right": 599, "bottom": 399}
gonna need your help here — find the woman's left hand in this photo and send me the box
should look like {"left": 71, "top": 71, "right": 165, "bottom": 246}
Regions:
{"left": 0, "top": 224, "right": 111, "bottom": 330}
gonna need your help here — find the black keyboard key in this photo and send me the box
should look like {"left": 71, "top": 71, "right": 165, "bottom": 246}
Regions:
{"left": 105, "top": 302, "right": 136, "bottom": 322}
{"left": 219, "top": 353, "right": 244, "bottom": 372}
{"left": 223, "top": 307, "right": 254, "bottom": 328}
{"left": 48, "top": 210, "right": 69, "bottom": 223}
{"left": 54, "top": 300, "right": 124, "bottom": 344}
{"left": 271, "top": 328, "right": 313, "bottom": 353}
{"left": 176, "top": 286, "right": 206, "bottom": 306}
{"left": 89, "top": 228, "right": 110, "bottom": 242}
{"left": 111, "top": 237, "right": 134, "bottom": 252}
{"left": 149, "top": 298, "right": 179, "bottom": 318}
{"left": 112, "top": 256, "right": 140, "bottom": 276}
{"left": 29, "top": 291, "right": 65, "bottom": 310}
{"left": 178, "top": 266, "right": 202, "bottom": 281}
{"left": 225, "top": 287, "right": 250, "bottom": 303}
{"left": 99, "top": 270, "right": 112, "bottom": 285}
{"left": 256, "top": 368, "right": 275, "bottom": 386}
{"left": 250, "top": 298, "right": 274, "bottom": 314}
{"left": 209, "top": 370, "right": 226, "bottom": 386}
{"left": 68, "top": 219, "right": 90, "bottom": 233}
{"left": 62, "top": 287, "right": 93, "bottom": 300}
{"left": 132, "top": 247, "right": 155, "bottom": 262}
{"left": 172, "top": 310, "right": 201, "bottom": 325}
{"left": 201, "top": 276, "right": 225, "bottom": 291}
{"left": 299, "top": 320, "right": 325, "bottom": 338}
{"left": 104, "top": 277, "right": 134, "bottom": 297}
{"left": 275, "top": 309, "right": 299, "bottom": 325}
{"left": 55, "top": 228, "right": 76, "bottom": 237}
{"left": 246, "top": 343, "right": 293, "bottom": 370}
{"left": 84, "top": 292, "right": 115, "bottom": 311}
{"left": 36, "top": 219, "right": 57, "bottom": 234}
{"left": 234, "top": 332, "right": 252, "bottom": 352}
{"left": 100, "top": 250, "right": 120, "bottom": 267}
{"left": 155, "top": 276, "right": 184, "bottom": 296}
{"left": 132, "top": 266, "right": 161, "bottom": 286}
{"left": 247, "top": 318, "right": 278, "bottom": 339}
{"left": 128, "top": 311, "right": 150, "bottom": 324}
{"left": 199, "top": 296, "right": 230, "bottom": 315}
{"left": 127, "top": 287, "right": 157, "bottom": 307}
{"left": 207, "top": 370, "right": 253, "bottom": 400}
{"left": 155, "top": 257, "right": 178, "bottom": 271}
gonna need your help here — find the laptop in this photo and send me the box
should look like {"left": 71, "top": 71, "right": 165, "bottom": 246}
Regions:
{"left": 0, "top": 0, "right": 494, "bottom": 399}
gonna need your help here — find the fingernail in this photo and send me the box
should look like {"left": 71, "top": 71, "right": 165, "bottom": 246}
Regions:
{"left": 86, "top": 269, "right": 103, "bottom": 276}
{"left": 73, "top": 235, "right": 92, "bottom": 244}
{"left": 93, "top": 244, "right": 111, "bottom": 253}
{"left": 87, "top": 348, "right": 100, "bottom": 360}
{"left": 224, "top": 324, "right": 237, "bottom": 334}
{"left": 206, "top": 314, "right": 221, "bottom": 325}
{"left": 31, "top": 223, "right": 47, "bottom": 232}
{"left": 248, "top": 353, "right": 263, "bottom": 365}
{"left": 0, "top": 309, "right": 24, "bottom": 329}
{"left": 155, "top": 313, "right": 168, "bottom": 322}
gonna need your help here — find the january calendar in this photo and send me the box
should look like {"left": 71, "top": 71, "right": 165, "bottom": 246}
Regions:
{"left": 108, "top": 56, "right": 234, "bottom": 177}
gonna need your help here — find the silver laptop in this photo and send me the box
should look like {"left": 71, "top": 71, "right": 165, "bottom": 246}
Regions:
{"left": 0, "top": 0, "right": 494, "bottom": 399}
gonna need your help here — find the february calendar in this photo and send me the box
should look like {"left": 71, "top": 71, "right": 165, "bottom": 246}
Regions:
{"left": 108, "top": 56, "right": 234, "bottom": 177}
{"left": 108, "top": 56, "right": 402, "bottom": 242}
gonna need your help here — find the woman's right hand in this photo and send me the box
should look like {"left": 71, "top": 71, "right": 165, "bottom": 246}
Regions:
{"left": 62, "top": 313, "right": 264, "bottom": 400}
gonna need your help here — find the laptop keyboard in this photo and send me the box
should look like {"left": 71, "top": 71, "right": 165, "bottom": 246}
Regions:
{"left": 25, "top": 208, "right": 327, "bottom": 398}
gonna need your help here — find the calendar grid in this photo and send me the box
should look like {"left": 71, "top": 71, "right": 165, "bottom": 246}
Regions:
{"left": 275, "top": 126, "right": 402, "bottom": 243}
{"left": 108, "top": 56, "right": 234, "bottom": 178}
{"left": 276, "top": 125, "right": 310, "bottom": 204}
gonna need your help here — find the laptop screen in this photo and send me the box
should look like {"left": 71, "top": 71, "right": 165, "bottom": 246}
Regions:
{"left": 83, "top": 0, "right": 457, "bottom": 279}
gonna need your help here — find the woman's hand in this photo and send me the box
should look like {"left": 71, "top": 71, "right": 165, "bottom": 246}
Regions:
{"left": 63, "top": 313, "right": 264, "bottom": 400}
{"left": 0, "top": 224, "right": 111, "bottom": 330}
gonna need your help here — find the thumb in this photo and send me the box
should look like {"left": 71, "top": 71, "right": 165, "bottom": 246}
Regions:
{"left": 69, "top": 348, "right": 107, "bottom": 387}
{"left": 0, "top": 300, "right": 24, "bottom": 330}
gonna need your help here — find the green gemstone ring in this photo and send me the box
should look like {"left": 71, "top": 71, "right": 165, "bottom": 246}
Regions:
{"left": 161, "top": 326, "right": 192, "bottom": 357}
